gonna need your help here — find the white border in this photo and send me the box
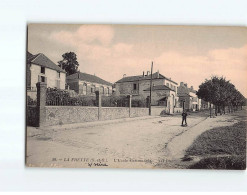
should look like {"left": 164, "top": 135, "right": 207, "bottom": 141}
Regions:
{"left": 0, "top": 0, "right": 246, "bottom": 192}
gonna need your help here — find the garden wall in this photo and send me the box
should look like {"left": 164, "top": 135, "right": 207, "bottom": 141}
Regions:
{"left": 43, "top": 106, "right": 149, "bottom": 126}
{"left": 45, "top": 106, "right": 99, "bottom": 126}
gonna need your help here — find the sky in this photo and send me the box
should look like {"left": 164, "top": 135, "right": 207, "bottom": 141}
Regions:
{"left": 28, "top": 24, "right": 247, "bottom": 97}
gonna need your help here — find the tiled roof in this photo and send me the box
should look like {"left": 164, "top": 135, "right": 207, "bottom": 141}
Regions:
{"left": 143, "top": 85, "right": 175, "bottom": 91}
{"left": 27, "top": 51, "right": 34, "bottom": 60}
{"left": 67, "top": 72, "right": 112, "bottom": 86}
{"left": 116, "top": 72, "right": 178, "bottom": 85}
{"left": 27, "top": 52, "right": 66, "bottom": 73}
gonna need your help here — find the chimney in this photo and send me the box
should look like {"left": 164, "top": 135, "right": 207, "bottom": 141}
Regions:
{"left": 143, "top": 71, "right": 145, "bottom": 77}
{"left": 147, "top": 71, "right": 150, "bottom": 76}
{"left": 157, "top": 70, "right": 159, "bottom": 78}
{"left": 190, "top": 86, "right": 193, "bottom": 90}
{"left": 180, "top": 82, "right": 184, "bottom": 86}
{"left": 184, "top": 83, "right": 188, "bottom": 88}
{"left": 123, "top": 74, "right": 126, "bottom": 78}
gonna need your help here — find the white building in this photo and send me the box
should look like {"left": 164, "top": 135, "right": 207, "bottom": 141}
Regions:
{"left": 27, "top": 52, "right": 66, "bottom": 100}
{"left": 27, "top": 52, "right": 66, "bottom": 90}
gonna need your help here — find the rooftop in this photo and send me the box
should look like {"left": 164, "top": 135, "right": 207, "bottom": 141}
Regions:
{"left": 27, "top": 51, "right": 66, "bottom": 73}
{"left": 116, "top": 72, "right": 178, "bottom": 85}
{"left": 66, "top": 72, "right": 112, "bottom": 86}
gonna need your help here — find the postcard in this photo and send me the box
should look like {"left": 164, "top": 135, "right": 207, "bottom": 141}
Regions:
{"left": 26, "top": 24, "right": 247, "bottom": 169}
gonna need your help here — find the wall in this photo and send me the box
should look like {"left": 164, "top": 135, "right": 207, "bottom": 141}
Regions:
{"left": 130, "top": 107, "right": 149, "bottom": 117}
{"left": 30, "top": 64, "right": 66, "bottom": 90}
{"left": 115, "top": 78, "right": 164, "bottom": 96}
{"left": 100, "top": 107, "right": 129, "bottom": 120}
{"left": 43, "top": 106, "right": 149, "bottom": 126}
{"left": 45, "top": 106, "right": 99, "bottom": 126}
{"left": 151, "top": 106, "right": 169, "bottom": 116}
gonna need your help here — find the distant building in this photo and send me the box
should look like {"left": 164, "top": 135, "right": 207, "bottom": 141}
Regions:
{"left": 27, "top": 52, "right": 66, "bottom": 100}
{"left": 115, "top": 71, "right": 180, "bottom": 114}
{"left": 201, "top": 99, "right": 210, "bottom": 110}
{"left": 178, "top": 82, "right": 202, "bottom": 111}
{"left": 66, "top": 72, "right": 113, "bottom": 96}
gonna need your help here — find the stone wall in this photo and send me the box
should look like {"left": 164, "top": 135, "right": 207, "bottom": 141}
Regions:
{"left": 45, "top": 106, "right": 99, "bottom": 126}
{"left": 130, "top": 107, "right": 149, "bottom": 117}
{"left": 151, "top": 106, "right": 169, "bottom": 116}
{"left": 43, "top": 106, "right": 149, "bottom": 126}
{"left": 100, "top": 107, "right": 130, "bottom": 121}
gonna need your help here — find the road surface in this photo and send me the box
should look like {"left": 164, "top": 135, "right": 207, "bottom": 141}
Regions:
{"left": 26, "top": 111, "right": 243, "bottom": 168}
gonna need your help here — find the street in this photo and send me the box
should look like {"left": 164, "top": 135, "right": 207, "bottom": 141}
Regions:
{"left": 26, "top": 110, "right": 244, "bottom": 169}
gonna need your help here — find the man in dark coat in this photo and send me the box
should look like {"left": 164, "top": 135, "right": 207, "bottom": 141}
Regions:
{"left": 181, "top": 111, "right": 188, "bottom": 126}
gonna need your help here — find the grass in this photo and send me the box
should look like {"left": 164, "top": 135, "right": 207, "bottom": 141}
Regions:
{"left": 185, "top": 120, "right": 246, "bottom": 170}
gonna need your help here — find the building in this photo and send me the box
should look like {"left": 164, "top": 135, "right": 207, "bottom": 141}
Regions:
{"left": 115, "top": 71, "right": 180, "bottom": 114}
{"left": 178, "top": 82, "right": 202, "bottom": 111}
{"left": 66, "top": 72, "right": 113, "bottom": 96}
{"left": 201, "top": 99, "right": 210, "bottom": 110}
{"left": 27, "top": 51, "right": 66, "bottom": 90}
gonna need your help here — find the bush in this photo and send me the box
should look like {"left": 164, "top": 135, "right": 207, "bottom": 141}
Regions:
{"left": 46, "top": 88, "right": 96, "bottom": 106}
{"left": 27, "top": 96, "right": 37, "bottom": 106}
{"left": 131, "top": 96, "right": 147, "bottom": 107}
{"left": 102, "top": 96, "right": 128, "bottom": 107}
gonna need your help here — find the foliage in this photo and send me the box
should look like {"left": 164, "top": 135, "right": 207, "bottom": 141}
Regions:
{"left": 186, "top": 121, "right": 246, "bottom": 170}
{"left": 27, "top": 95, "right": 37, "bottom": 105}
{"left": 46, "top": 88, "right": 96, "bottom": 106}
{"left": 197, "top": 76, "right": 246, "bottom": 115}
{"left": 131, "top": 96, "right": 147, "bottom": 107}
{"left": 101, "top": 96, "right": 128, "bottom": 107}
{"left": 58, "top": 52, "right": 79, "bottom": 76}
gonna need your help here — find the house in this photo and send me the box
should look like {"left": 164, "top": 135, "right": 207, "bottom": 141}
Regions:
{"left": 115, "top": 71, "right": 180, "bottom": 114}
{"left": 27, "top": 51, "right": 66, "bottom": 91}
{"left": 201, "top": 99, "right": 210, "bottom": 110}
{"left": 66, "top": 72, "right": 113, "bottom": 96}
{"left": 178, "top": 82, "right": 202, "bottom": 111}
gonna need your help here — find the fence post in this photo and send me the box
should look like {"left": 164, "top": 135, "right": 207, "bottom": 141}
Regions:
{"left": 128, "top": 95, "right": 132, "bottom": 117}
{"left": 36, "top": 82, "right": 47, "bottom": 127}
{"left": 95, "top": 91, "right": 102, "bottom": 120}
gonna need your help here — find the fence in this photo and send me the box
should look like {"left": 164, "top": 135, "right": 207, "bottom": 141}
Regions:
{"left": 27, "top": 82, "right": 150, "bottom": 127}
{"left": 45, "top": 88, "right": 147, "bottom": 108}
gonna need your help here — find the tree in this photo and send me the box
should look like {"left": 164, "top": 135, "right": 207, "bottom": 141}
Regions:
{"left": 197, "top": 76, "right": 245, "bottom": 117}
{"left": 58, "top": 52, "right": 79, "bottom": 76}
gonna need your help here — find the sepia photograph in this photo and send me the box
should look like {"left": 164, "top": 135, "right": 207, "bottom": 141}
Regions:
{"left": 26, "top": 24, "right": 247, "bottom": 169}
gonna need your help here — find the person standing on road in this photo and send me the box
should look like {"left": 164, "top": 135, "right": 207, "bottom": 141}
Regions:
{"left": 181, "top": 111, "right": 188, "bottom": 126}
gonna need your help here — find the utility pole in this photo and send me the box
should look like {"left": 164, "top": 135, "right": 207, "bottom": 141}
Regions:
{"left": 149, "top": 61, "right": 153, "bottom": 115}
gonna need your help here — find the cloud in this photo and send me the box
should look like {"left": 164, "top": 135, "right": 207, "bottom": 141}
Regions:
{"left": 48, "top": 25, "right": 247, "bottom": 96}
{"left": 50, "top": 25, "right": 114, "bottom": 46}
{"left": 154, "top": 45, "right": 247, "bottom": 94}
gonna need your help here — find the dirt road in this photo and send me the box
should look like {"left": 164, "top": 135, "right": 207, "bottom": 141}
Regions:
{"left": 26, "top": 111, "right": 243, "bottom": 169}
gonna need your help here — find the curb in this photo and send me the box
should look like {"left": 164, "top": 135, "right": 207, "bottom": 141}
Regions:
{"left": 37, "top": 115, "right": 161, "bottom": 131}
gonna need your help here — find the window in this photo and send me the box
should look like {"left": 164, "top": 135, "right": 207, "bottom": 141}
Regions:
{"left": 91, "top": 85, "right": 95, "bottom": 93}
{"left": 166, "top": 83, "right": 169, "bottom": 87}
{"left": 100, "top": 86, "right": 104, "bottom": 94}
{"left": 41, "top": 67, "right": 45, "bottom": 74}
{"left": 41, "top": 76, "right": 45, "bottom": 82}
{"left": 82, "top": 83, "right": 87, "bottom": 95}
{"left": 133, "top": 83, "right": 137, "bottom": 90}
{"left": 57, "top": 72, "right": 60, "bottom": 78}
